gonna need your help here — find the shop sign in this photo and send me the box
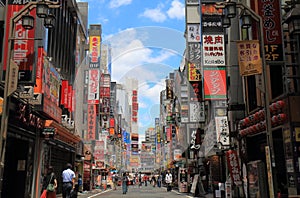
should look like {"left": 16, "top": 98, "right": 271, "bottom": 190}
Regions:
{"left": 204, "top": 67, "right": 227, "bottom": 100}
{"left": 237, "top": 40, "right": 262, "bottom": 76}
{"left": 202, "top": 34, "right": 225, "bottom": 66}
{"left": 42, "top": 127, "right": 55, "bottom": 138}
{"left": 190, "top": 128, "right": 201, "bottom": 150}
{"left": 215, "top": 116, "right": 230, "bottom": 146}
{"left": 226, "top": 150, "right": 242, "bottom": 186}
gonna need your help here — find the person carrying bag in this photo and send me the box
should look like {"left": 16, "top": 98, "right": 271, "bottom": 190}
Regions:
{"left": 41, "top": 166, "right": 57, "bottom": 198}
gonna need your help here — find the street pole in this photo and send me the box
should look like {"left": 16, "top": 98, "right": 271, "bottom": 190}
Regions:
{"left": 234, "top": 2, "right": 276, "bottom": 197}
{"left": 0, "top": 2, "right": 59, "bottom": 196}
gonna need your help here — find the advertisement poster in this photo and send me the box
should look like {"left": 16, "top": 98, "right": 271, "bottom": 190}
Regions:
{"left": 178, "top": 168, "right": 188, "bottom": 192}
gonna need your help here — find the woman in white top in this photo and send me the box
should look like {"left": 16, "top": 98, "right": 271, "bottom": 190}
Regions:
{"left": 165, "top": 170, "right": 173, "bottom": 192}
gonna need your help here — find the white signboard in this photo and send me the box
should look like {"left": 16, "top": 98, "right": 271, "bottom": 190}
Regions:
{"left": 202, "top": 34, "right": 225, "bottom": 66}
{"left": 189, "top": 102, "right": 205, "bottom": 122}
{"left": 215, "top": 116, "right": 230, "bottom": 146}
{"left": 187, "top": 24, "right": 201, "bottom": 42}
{"left": 88, "top": 69, "right": 100, "bottom": 104}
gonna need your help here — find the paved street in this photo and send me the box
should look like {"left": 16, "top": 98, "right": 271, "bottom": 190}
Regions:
{"left": 57, "top": 185, "right": 214, "bottom": 198}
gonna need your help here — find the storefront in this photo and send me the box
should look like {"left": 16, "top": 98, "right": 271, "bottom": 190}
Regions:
{"left": 2, "top": 101, "right": 44, "bottom": 198}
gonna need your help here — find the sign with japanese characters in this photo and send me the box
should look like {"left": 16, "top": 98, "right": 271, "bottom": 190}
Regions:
{"left": 188, "top": 43, "right": 201, "bottom": 63}
{"left": 189, "top": 102, "right": 205, "bottom": 122}
{"left": 3, "top": 3, "right": 36, "bottom": 84}
{"left": 88, "top": 69, "right": 100, "bottom": 104}
{"left": 237, "top": 40, "right": 262, "bottom": 76}
{"left": 187, "top": 24, "right": 201, "bottom": 42}
{"left": 226, "top": 150, "right": 242, "bottom": 186}
{"left": 202, "top": 34, "right": 225, "bottom": 66}
{"left": 204, "top": 67, "right": 227, "bottom": 100}
{"left": 215, "top": 116, "right": 230, "bottom": 146}
{"left": 188, "top": 62, "right": 201, "bottom": 81}
{"left": 89, "top": 36, "right": 101, "bottom": 68}
{"left": 87, "top": 104, "right": 96, "bottom": 140}
{"left": 252, "top": 0, "right": 283, "bottom": 61}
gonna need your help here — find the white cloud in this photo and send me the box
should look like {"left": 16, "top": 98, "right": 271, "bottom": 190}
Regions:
{"left": 167, "top": 0, "right": 185, "bottom": 20}
{"left": 106, "top": 28, "right": 175, "bottom": 82}
{"left": 140, "top": 5, "right": 167, "bottom": 23}
{"left": 109, "top": 0, "right": 132, "bottom": 8}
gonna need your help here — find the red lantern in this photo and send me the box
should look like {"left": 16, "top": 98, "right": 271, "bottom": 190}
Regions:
{"left": 270, "top": 103, "right": 277, "bottom": 114}
{"left": 276, "top": 100, "right": 285, "bottom": 110}
{"left": 277, "top": 113, "right": 286, "bottom": 124}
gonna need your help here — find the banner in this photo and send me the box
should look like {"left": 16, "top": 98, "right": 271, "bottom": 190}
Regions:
{"left": 237, "top": 40, "right": 262, "bottom": 76}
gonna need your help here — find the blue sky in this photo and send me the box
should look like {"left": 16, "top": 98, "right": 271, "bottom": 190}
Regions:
{"left": 77, "top": 0, "right": 186, "bottom": 140}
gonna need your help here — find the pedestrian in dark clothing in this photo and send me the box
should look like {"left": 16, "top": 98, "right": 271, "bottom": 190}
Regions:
{"left": 41, "top": 166, "right": 57, "bottom": 198}
{"left": 122, "top": 172, "right": 129, "bottom": 194}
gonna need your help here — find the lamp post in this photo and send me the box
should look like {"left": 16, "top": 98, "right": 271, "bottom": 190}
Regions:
{"left": 0, "top": 1, "right": 59, "bottom": 196}
{"left": 216, "top": 1, "right": 276, "bottom": 197}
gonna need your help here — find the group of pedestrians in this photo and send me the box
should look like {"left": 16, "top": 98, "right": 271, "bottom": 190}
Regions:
{"left": 40, "top": 163, "right": 77, "bottom": 198}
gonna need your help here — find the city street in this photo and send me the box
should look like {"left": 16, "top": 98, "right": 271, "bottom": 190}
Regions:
{"left": 57, "top": 185, "right": 214, "bottom": 198}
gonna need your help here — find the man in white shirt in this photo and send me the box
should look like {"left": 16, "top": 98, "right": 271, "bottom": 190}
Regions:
{"left": 165, "top": 170, "right": 173, "bottom": 192}
{"left": 62, "top": 163, "right": 75, "bottom": 198}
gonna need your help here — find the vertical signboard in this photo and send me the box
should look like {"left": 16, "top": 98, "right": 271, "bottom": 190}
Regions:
{"left": 87, "top": 104, "right": 96, "bottom": 140}
{"left": 237, "top": 40, "right": 262, "bottom": 76}
{"left": 132, "top": 90, "right": 138, "bottom": 123}
{"left": 3, "top": 1, "right": 36, "bottom": 83}
{"left": 204, "top": 67, "right": 227, "bottom": 100}
{"left": 252, "top": 0, "right": 283, "bottom": 62}
{"left": 88, "top": 69, "right": 100, "bottom": 104}
{"left": 202, "top": 34, "right": 225, "bottom": 66}
{"left": 89, "top": 36, "right": 101, "bottom": 68}
{"left": 215, "top": 116, "right": 230, "bottom": 146}
{"left": 189, "top": 102, "right": 205, "bottom": 122}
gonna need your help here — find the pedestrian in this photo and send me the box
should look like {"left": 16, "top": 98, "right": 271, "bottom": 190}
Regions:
{"left": 157, "top": 173, "right": 162, "bottom": 188}
{"left": 78, "top": 174, "right": 83, "bottom": 193}
{"left": 165, "top": 170, "right": 173, "bottom": 192}
{"left": 138, "top": 173, "right": 142, "bottom": 188}
{"left": 151, "top": 175, "right": 156, "bottom": 187}
{"left": 112, "top": 173, "right": 118, "bottom": 190}
{"left": 122, "top": 172, "right": 129, "bottom": 194}
{"left": 41, "top": 166, "right": 57, "bottom": 198}
{"left": 62, "top": 163, "right": 76, "bottom": 198}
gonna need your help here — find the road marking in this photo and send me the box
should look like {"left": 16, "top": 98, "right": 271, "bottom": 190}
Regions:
{"left": 88, "top": 189, "right": 113, "bottom": 198}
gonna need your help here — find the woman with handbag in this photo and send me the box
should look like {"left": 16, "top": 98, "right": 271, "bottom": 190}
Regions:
{"left": 41, "top": 166, "right": 58, "bottom": 198}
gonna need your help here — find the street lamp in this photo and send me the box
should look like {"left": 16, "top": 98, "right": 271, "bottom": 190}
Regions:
{"left": 216, "top": 1, "right": 276, "bottom": 197}
{"left": 0, "top": 0, "right": 59, "bottom": 196}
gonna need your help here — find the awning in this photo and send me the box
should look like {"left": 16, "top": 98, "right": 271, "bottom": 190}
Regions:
{"left": 44, "top": 120, "right": 81, "bottom": 145}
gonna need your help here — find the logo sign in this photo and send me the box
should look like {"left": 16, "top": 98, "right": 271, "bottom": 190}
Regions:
{"left": 28, "top": 93, "right": 42, "bottom": 105}
{"left": 42, "top": 127, "right": 56, "bottom": 138}
{"left": 19, "top": 86, "right": 34, "bottom": 99}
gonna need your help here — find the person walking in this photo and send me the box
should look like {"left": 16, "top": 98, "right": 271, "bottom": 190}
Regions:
{"left": 157, "top": 173, "right": 162, "bottom": 188}
{"left": 122, "top": 172, "right": 129, "bottom": 194}
{"left": 62, "top": 163, "right": 76, "bottom": 198}
{"left": 41, "top": 166, "right": 57, "bottom": 198}
{"left": 165, "top": 170, "right": 173, "bottom": 192}
{"left": 112, "top": 173, "right": 118, "bottom": 190}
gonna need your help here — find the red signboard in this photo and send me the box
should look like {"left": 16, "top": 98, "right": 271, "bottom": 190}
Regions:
{"left": 3, "top": 4, "right": 36, "bottom": 83}
{"left": 34, "top": 47, "right": 44, "bottom": 93}
{"left": 204, "top": 67, "right": 227, "bottom": 100}
{"left": 60, "top": 80, "right": 69, "bottom": 106}
{"left": 251, "top": 0, "right": 283, "bottom": 61}
{"left": 67, "top": 85, "right": 72, "bottom": 110}
{"left": 87, "top": 104, "right": 96, "bottom": 140}
{"left": 226, "top": 150, "right": 242, "bottom": 186}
